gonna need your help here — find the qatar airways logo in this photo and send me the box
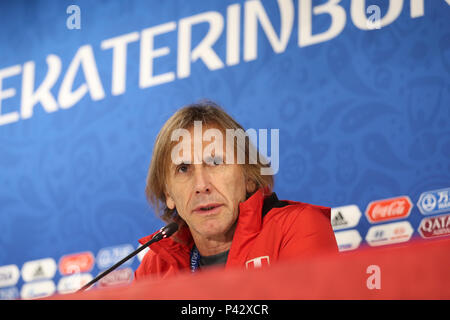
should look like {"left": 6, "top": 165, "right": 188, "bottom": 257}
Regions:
{"left": 0, "top": 0, "right": 439, "bottom": 127}
{"left": 418, "top": 213, "right": 450, "bottom": 239}
{"left": 171, "top": 121, "right": 279, "bottom": 175}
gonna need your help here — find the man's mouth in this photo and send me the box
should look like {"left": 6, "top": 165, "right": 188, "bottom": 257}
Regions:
{"left": 193, "top": 203, "right": 223, "bottom": 214}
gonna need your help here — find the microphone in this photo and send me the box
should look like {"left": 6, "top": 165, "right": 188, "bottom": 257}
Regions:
{"left": 77, "top": 222, "right": 179, "bottom": 292}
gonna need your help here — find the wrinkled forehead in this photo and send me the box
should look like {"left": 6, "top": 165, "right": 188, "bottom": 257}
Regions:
{"left": 170, "top": 122, "right": 225, "bottom": 163}
{"left": 167, "top": 121, "right": 247, "bottom": 166}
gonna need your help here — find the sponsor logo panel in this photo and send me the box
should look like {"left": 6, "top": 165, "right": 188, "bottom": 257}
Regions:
{"left": 365, "top": 221, "right": 414, "bottom": 247}
{"left": 417, "top": 187, "right": 450, "bottom": 215}
{"left": 0, "top": 287, "right": 19, "bottom": 300}
{"left": 21, "top": 258, "right": 57, "bottom": 282}
{"left": 334, "top": 229, "right": 362, "bottom": 251}
{"left": 96, "top": 244, "right": 134, "bottom": 270}
{"left": 20, "top": 280, "right": 56, "bottom": 300}
{"left": 98, "top": 268, "right": 133, "bottom": 288}
{"left": 59, "top": 251, "right": 95, "bottom": 275}
{"left": 331, "top": 205, "right": 362, "bottom": 231}
{"left": 57, "top": 273, "right": 93, "bottom": 294}
{"left": 418, "top": 213, "right": 450, "bottom": 239}
{"left": 0, "top": 265, "right": 20, "bottom": 288}
{"left": 365, "top": 196, "right": 413, "bottom": 224}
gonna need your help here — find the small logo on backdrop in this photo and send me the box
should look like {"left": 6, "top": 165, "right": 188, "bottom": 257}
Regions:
{"left": 418, "top": 213, "right": 450, "bottom": 239}
{"left": 365, "top": 196, "right": 413, "bottom": 223}
{"left": 21, "top": 258, "right": 57, "bottom": 282}
{"left": 20, "top": 280, "right": 56, "bottom": 300}
{"left": 334, "top": 229, "right": 362, "bottom": 252}
{"left": 57, "top": 273, "right": 93, "bottom": 294}
{"left": 59, "top": 252, "right": 95, "bottom": 275}
{"left": 245, "top": 256, "right": 270, "bottom": 269}
{"left": 365, "top": 221, "right": 414, "bottom": 247}
{"left": 0, "top": 287, "right": 19, "bottom": 300}
{"left": 331, "top": 205, "right": 362, "bottom": 231}
{"left": 96, "top": 244, "right": 134, "bottom": 270}
{"left": 417, "top": 187, "right": 450, "bottom": 215}
{"left": 0, "top": 265, "right": 20, "bottom": 288}
{"left": 98, "top": 268, "right": 133, "bottom": 288}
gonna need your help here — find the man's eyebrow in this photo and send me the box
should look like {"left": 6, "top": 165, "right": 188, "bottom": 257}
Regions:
{"left": 171, "top": 160, "right": 192, "bottom": 167}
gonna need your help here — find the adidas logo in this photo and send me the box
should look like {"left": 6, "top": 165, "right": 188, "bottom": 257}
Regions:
{"left": 33, "top": 265, "right": 46, "bottom": 278}
{"left": 332, "top": 211, "right": 348, "bottom": 227}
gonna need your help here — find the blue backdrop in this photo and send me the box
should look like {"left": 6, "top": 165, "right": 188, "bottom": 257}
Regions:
{"left": 0, "top": 0, "right": 449, "bottom": 299}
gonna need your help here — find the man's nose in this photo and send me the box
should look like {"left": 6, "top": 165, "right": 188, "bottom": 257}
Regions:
{"left": 193, "top": 165, "right": 211, "bottom": 194}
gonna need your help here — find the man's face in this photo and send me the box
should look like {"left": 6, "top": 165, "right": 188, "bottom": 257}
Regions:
{"left": 164, "top": 124, "right": 253, "bottom": 240}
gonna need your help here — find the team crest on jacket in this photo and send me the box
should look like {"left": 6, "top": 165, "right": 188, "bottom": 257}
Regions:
{"left": 245, "top": 256, "right": 270, "bottom": 269}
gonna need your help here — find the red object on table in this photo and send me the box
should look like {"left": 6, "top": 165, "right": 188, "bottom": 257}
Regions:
{"left": 47, "top": 237, "right": 450, "bottom": 300}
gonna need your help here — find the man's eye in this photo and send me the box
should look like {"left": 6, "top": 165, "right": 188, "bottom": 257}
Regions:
{"left": 177, "top": 164, "right": 189, "bottom": 173}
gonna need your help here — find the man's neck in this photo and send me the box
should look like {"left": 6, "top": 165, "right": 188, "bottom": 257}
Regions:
{"left": 191, "top": 224, "right": 236, "bottom": 256}
{"left": 194, "top": 238, "right": 232, "bottom": 256}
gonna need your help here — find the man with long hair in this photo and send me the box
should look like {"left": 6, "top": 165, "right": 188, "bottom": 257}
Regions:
{"left": 135, "top": 100, "right": 338, "bottom": 280}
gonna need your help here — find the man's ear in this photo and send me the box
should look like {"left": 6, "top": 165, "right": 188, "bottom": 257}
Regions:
{"left": 165, "top": 192, "right": 176, "bottom": 210}
{"left": 246, "top": 178, "right": 256, "bottom": 194}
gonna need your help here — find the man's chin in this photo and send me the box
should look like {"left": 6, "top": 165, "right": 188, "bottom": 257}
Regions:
{"left": 193, "top": 222, "right": 234, "bottom": 239}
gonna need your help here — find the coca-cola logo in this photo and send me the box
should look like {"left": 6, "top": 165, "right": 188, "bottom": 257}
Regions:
{"left": 365, "top": 196, "right": 413, "bottom": 223}
{"left": 59, "top": 252, "right": 95, "bottom": 275}
{"left": 418, "top": 213, "right": 450, "bottom": 239}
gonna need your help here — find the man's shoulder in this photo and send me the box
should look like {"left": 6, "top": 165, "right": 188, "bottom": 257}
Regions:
{"left": 264, "top": 199, "right": 331, "bottom": 222}
{"left": 134, "top": 234, "right": 192, "bottom": 281}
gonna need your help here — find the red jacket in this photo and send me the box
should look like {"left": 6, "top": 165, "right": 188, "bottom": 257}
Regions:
{"left": 135, "top": 189, "right": 338, "bottom": 281}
